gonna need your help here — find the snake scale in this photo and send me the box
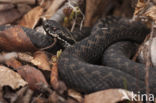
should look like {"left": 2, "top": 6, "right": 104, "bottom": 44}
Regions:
{"left": 44, "top": 17, "right": 156, "bottom": 95}
{"left": 0, "top": 16, "right": 155, "bottom": 95}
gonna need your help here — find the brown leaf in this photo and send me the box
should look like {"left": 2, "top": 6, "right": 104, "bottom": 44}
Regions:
{"left": 68, "top": 89, "right": 83, "bottom": 103}
{"left": 0, "top": 26, "right": 37, "bottom": 51}
{"left": 0, "top": 0, "right": 36, "bottom": 5}
{"left": 32, "top": 96, "right": 48, "bottom": 103}
{"left": 5, "top": 58, "right": 22, "bottom": 69}
{"left": 17, "top": 52, "right": 33, "bottom": 62}
{"left": 0, "top": 65, "right": 27, "bottom": 89}
{"left": 17, "top": 65, "right": 48, "bottom": 90}
{"left": 84, "top": 89, "right": 136, "bottom": 103}
{"left": 16, "top": 88, "right": 33, "bottom": 103}
{"left": 48, "top": 91, "right": 66, "bottom": 103}
{"left": 50, "top": 56, "right": 67, "bottom": 94}
{"left": 144, "top": 6, "right": 156, "bottom": 23}
{"left": 43, "top": 0, "right": 65, "bottom": 19}
{"left": 32, "top": 51, "right": 51, "bottom": 71}
{"left": 0, "top": 9, "right": 21, "bottom": 25}
{"left": 50, "top": 56, "right": 59, "bottom": 90}
{"left": 19, "top": 6, "right": 43, "bottom": 29}
{"left": 0, "top": 52, "right": 18, "bottom": 62}
{"left": 66, "top": 98, "right": 78, "bottom": 103}
{"left": 17, "top": 4, "right": 32, "bottom": 15}
{"left": 133, "top": 0, "right": 150, "bottom": 20}
{"left": 0, "top": 3, "right": 14, "bottom": 11}
{"left": 84, "top": 0, "right": 116, "bottom": 26}
{"left": 17, "top": 52, "right": 51, "bottom": 71}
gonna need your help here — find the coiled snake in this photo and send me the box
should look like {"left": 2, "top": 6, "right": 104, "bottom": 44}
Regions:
{"left": 44, "top": 16, "right": 156, "bottom": 95}
{"left": 1, "top": 16, "right": 154, "bottom": 95}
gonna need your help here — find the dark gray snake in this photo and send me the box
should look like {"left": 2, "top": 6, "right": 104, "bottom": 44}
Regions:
{"left": 44, "top": 17, "right": 156, "bottom": 95}
{"left": 0, "top": 16, "right": 155, "bottom": 95}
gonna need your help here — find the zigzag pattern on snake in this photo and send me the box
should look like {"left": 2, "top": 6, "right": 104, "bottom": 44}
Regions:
{"left": 54, "top": 17, "right": 156, "bottom": 95}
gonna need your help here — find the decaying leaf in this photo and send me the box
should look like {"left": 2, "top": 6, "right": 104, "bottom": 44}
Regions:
{"left": 0, "top": 52, "right": 17, "bottom": 63}
{"left": 17, "top": 52, "right": 51, "bottom": 71}
{"left": 17, "top": 4, "right": 32, "bottom": 15}
{"left": 0, "top": 26, "right": 37, "bottom": 51}
{"left": 0, "top": 9, "right": 21, "bottom": 25}
{"left": 133, "top": 0, "right": 148, "bottom": 16}
{"left": 50, "top": 55, "right": 67, "bottom": 94}
{"left": 16, "top": 88, "right": 33, "bottom": 103}
{"left": 133, "top": 0, "right": 156, "bottom": 22}
{"left": 84, "top": 0, "right": 115, "bottom": 26}
{"left": 0, "top": 0, "right": 36, "bottom": 5}
{"left": 0, "top": 65, "right": 27, "bottom": 89}
{"left": 17, "top": 65, "right": 48, "bottom": 90}
{"left": 17, "top": 52, "right": 33, "bottom": 62}
{"left": 31, "top": 51, "right": 51, "bottom": 71}
{"left": 84, "top": 89, "right": 136, "bottom": 103}
{"left": 32, "top": 96, "right": 48, "bottom": 103}
{"left": 50, "top": 56, "right": 59, "bottom": 90}
{"left": 48, "top": 91, "right": 66, "bottom": 103}
{"left": 19, "top": 6, "right": 44, "bottom": 29}
{"left": 3, "top": 86, "right": 33, "bottom": 103}
{"left": 68, "top": 89, "right": 83, "bottom": 103}
{"left": 43, "top": 0, "right": 65, "bottom": 19}
{"left": 0, "top": 3, "right": 14, "bottom": 11}
{"left": 5, "top": 58, "right": 22, "bottom": 69}
{"left": 144, "top": 6, "right": 156, "bottom": 23}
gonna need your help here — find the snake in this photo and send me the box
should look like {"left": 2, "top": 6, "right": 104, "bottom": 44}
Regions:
{"left": 103, "top": 41, "right": 156, "bottom": 95}
{"left": 0, "top": 16, "right": 155, "bottom": 95}
{"left": 43, "top": 16, "right": 156, "bottom": 95}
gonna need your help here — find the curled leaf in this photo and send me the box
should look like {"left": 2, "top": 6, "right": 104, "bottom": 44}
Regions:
{"left": 0, "top": 65, "right": 27, "bottom": 89}
{"left": 17, "top": 65, "right": 48, "bottom": 90}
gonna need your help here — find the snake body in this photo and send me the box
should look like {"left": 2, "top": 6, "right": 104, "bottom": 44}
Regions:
{"left": 1, "top": 17, "right": 154, "bottom": 95}
{"left": 56, "top": 17, "right": 156, "bottom": 94}
{"left": 103, "top": 41, "right": 156, "bottom": 94}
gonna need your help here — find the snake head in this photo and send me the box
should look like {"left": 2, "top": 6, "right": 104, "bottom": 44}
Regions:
{"left": 43, "top": 20, "right": 75, "bottom": 47}
{"left": 43, "top": 20, "right": 65, "bottom": 36}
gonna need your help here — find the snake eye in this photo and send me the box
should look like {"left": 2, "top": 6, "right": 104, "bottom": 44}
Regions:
{"left": 52, "top": 27, "right": 57, "bottom": 31}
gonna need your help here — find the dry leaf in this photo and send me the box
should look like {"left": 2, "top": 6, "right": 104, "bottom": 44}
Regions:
{"left": 5, "top": 58, "right": 22, "bottom": 69}
{"left": 17, "top": 65, "right": 48, "bottom": 90}
{"left": 0, "top": 9, "right": 21, "bottom": 25}
{"left": 17, "top": 4, "right": 32, "bottom": 15}
{"left": 84, "top": 0, "right": 115, "bottom": 26}
{"left": 84, "top": 89, "right": 136, "bottom": 103}
{"left": 32, "top": 96, "right": 48, "bottom": 103}
{"left": 144, "top": 6, "right": 156, "bottom": 23}
{"left": 66, "top": 98, "right": 78, "bottom": 103}
{"left": 17, "top": 52, "right": 33, "bottom": 62}
{"left": 0, "top": 0, "right": 36, "bottom": 5}
{"left": 48, "top": 91, "right": 66, "bottom": 103}
{"left": 32, "top": 51, "right": 51, "bottom": 71}
{"left": 68, "top": 89, "right": 83, "bottom": 103}
{"left": 50, "top": 56, "right": 59, "bottom": 90}
{"left": 0, "top": 65, "right": 27, "bottom": 89}
{"left": 19, "top": 6, "right": 43, "bottom": 29}
{"left": 50, "top": 56, "right": 67, "bottom": 94}
{"left": 0, "top": 52, "right": 17, "bottom": 62}
{"left": 0, "top": 3, "right": 14, "bottom": 11}
{"left": 133, "top": 0, "right": 147, "bottom": 16}
{"left": 18, "top": 51, "right": 51, "bottom": 71}
{"left": 0, "top": 26, "right": 37, "bottom": 51}
{"left": 43, "top": 0, "right": 65, "bottom": 19}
